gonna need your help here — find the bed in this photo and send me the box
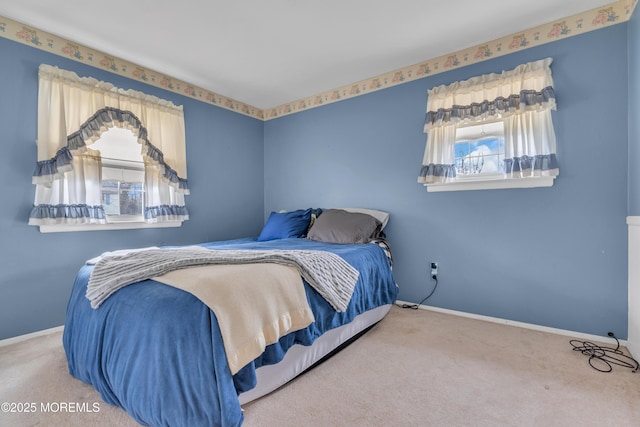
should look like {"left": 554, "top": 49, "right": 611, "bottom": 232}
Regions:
{"left": 62, "top": 208, "right": 398, "bottom": 426}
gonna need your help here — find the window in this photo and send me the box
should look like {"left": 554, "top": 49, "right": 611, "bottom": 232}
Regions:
{"left": 29, "top": 65, "right": 189, "bottom": 232}
{"left": 418, "top": 58, "right": 559, "bottom": 192}
{"left": 101, "top": 168, "right": 145, "bottom": 218}
{"left": 91, "top": 128, "right": 145, "bottom": 223}
{"left": 454, "top": 122, "right": 505, "bottom": 177}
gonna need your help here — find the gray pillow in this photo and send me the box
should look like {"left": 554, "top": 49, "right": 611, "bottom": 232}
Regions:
{"left": 307, "top": 209, "right": 381, "bottom": 244}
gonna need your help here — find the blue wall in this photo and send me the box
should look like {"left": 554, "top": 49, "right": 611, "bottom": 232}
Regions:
{"left": 1, "top": 20, "right": 634, "bottom": 341}
{"left": 0, "top": 37, "right": 265, "bottom": 340}
{"left": 265, "top": 24, "right": 630, "bottom": 337}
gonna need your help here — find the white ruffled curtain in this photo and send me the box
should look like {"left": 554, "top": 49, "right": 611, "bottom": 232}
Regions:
{"left": 418, "top": 57, "right": 559, "bottom": 185}
{"left": 29, "top": 64, "right": 189, "bottom": 225}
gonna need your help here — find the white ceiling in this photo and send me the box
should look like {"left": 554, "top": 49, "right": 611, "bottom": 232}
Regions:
{"left": 0, "top": 0, "right": 614, "bottom": 110}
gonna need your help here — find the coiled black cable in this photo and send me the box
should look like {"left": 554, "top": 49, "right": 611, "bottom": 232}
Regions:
{"left": 569, "top": 332, "right": 639, "bottom": 373}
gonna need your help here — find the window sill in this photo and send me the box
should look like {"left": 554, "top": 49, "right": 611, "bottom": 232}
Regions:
{"left": 425, "top": 176, "right": 556, "bottom": 192}
{"left": 37, "top": 221, "right": 183, "bottom": 233}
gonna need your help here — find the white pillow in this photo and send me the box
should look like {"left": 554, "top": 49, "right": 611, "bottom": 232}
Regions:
{"left": 337, "top": 208, "right": 389, "bottom": 230}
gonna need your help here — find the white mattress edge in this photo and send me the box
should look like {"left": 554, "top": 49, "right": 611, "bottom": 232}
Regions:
{"left": 238, "top": 303, "right": 392, "bottom": 405}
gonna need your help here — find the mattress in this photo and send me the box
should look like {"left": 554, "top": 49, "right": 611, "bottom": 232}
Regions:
{"left": 238, "top": 303, "right": 392, "bottom": 405}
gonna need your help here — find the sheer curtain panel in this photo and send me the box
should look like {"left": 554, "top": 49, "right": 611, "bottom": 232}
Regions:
{"left": 418, "top": 58, "right": 559, "bottom": 186}
{"left": 29, "top": 65, "right": 189, "bottom": 226}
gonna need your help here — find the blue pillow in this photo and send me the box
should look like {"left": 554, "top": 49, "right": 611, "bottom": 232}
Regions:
{"left": 257, "top": 209, "right": 313, "bottom": 241}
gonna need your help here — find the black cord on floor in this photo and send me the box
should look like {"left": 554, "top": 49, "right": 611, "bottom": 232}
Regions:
{"left": 402, "top": 277, "right": 438, "bottom": 310}
{"left": 569, "top": 332, "right": 639, "bottom": 373}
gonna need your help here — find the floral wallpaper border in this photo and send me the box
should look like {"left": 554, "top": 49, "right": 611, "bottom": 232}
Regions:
{"left": 0, "top": 15, "right": 264, "bottom": 120}
{"left": 0, "top": 0, "right": 637, "bottom": 121}
{"left": 264, "top": 0, "right": 637, "bottom": 120}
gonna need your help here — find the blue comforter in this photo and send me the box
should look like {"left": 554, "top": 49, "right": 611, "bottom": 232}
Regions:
{"left": 63, "top": 238, "right": 398, "bottom": 426}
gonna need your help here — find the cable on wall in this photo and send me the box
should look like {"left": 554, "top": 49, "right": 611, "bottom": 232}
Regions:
{"left": 569, "top": 332, "right": 639, "bottom": 373}
{"left": 402, "top": 277, "right": 438, "bottom": 310}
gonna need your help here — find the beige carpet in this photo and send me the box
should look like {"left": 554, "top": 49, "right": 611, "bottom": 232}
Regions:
{"left": 1, "top": 306, "right": 639, "bottom": 426}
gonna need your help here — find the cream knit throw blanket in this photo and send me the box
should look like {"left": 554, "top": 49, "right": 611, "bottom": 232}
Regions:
{"left": 155, "top": 263, "right": 314, "bottom": 375}
{"left": 86, "top": 246, "right": 359, "bottom": 312}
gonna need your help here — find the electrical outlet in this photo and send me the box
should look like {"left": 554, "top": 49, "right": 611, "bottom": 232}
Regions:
{"left": 430, "top": 262, "right": 438, "bottom": 279}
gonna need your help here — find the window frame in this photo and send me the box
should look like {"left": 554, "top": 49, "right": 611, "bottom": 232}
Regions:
{"left": 424, "top": 118, "right": 557, "bottom": 192}
{"left": 425, "top": 175, "right": 555, "bottom": 192}
{"left": 38, "top": 221, "right": 183, "bottom": 233}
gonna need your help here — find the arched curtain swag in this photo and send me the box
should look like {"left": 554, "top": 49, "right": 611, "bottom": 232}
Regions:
{"left": 418, "top": 57, "right": 559, "bottom": 185}
{"left": 29, "top": 64, "right": 189, "bottom": 225}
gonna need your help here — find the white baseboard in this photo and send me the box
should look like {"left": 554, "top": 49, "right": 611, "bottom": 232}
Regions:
{"left": 395, "top": 300, "right": 629, "bottom": 347}
{"left": 2, "top": 301, "right": 637, "bottom": 359}
{"left": 0, "top": 325, "right": 64, "bottom": 348}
